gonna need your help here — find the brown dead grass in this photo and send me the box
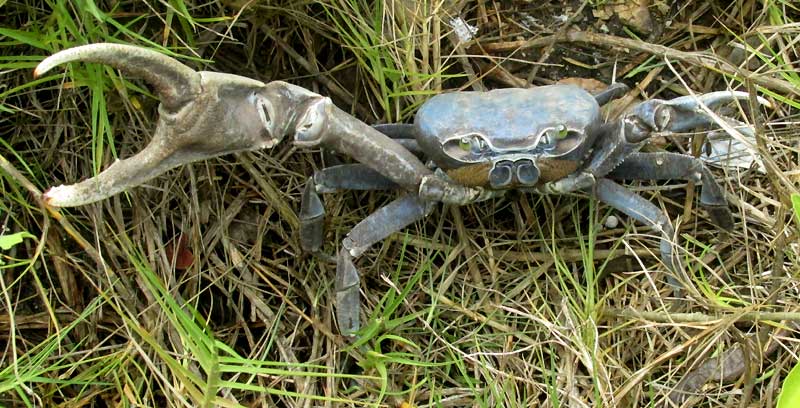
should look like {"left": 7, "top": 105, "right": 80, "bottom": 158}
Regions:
{"left": 1, "top": 0, "right": 799, "bottom": 407}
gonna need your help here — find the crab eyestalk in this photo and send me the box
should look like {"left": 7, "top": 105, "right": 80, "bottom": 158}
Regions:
{"left": 35, "top": 43, "right": 301, "bottom": 207}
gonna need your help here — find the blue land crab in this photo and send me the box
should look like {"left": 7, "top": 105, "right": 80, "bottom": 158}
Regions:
{"left": 36, "top": 44, "right": 759, "bottom": 336}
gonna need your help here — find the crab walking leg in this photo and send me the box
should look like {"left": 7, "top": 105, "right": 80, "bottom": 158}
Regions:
{"left": 313, "top": 164, "right": 401, "bottom": 193}
{"left": 335, "top": 194, "right": 434, "bottom": 335}
{"left": 608, "top": 152, "right": 734, "bottom": 230}
{"left": 593, "top": 83, "right": 629, "bottom": 106}
{"left": 589, "top": 179, "right": 682, "bottom": 287}
{"left": 299, "top": 165, "right": 402, "bottom": 253}
{"left": 372, "top": 124, "right": 423, "bottom": 155}
{"left": 371, "top": 123, "right": 415, "bottom": 138}
{"left": 299, "top": 179, "right": 326, "bottom": 254}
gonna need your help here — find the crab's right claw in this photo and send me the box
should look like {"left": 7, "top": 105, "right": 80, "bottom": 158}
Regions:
{"left": 37, "top": 43, "right": 285, "bottom": 207}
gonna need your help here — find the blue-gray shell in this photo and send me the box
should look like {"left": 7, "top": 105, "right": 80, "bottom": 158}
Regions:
{"left": 414, "top": 84, "right": 600, "bottom": 169}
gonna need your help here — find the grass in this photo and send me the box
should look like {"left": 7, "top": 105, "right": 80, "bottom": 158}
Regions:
{"left": 1, "top": 0, "right": 800, "bottom": 406}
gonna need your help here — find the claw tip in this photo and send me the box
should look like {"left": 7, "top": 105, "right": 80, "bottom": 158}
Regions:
{"left": 41, "top": 190, "right": 56, "bottom": 206}
{"left": 41, "top": 185, "right": 73, "bottom": 207}
{"left": 33, "top": 58, "right": 55, "bottom": 78}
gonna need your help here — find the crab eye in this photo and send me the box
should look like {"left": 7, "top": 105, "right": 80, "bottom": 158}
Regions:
{"left": 444, "top": 134, "right": 490, "bottom": 163}
{"left": 459, "top": 137, "right": 471, "bottom": 151}
{"left": 556, "top": 124, "right": 569, "bottom": 139}
{"left": 540, "top": 125, "right": 569, "bottom": 151}
{"left": 458, "top": 135, "right": 488, "bottom": 153}
{"left": 473, "top": 138, "right": 488, "bottom": 153}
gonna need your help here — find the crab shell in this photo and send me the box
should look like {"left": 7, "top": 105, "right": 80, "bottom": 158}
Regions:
{"left": 413, "top": 85, "right": 601, "bottom": 188}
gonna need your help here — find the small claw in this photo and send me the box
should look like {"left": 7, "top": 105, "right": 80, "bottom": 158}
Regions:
{"left": 664, "top": 91, "right": 770, "bottom": 112}
{"left": 627, "top": 90, "right": 770, "bottom": 138}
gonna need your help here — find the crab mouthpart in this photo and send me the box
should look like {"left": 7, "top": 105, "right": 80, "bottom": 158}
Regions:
{"left": 489, "top": 161, "right": 514, "bottom": 188}
{"left": 489, "top": 157, "right": 541, "bottom": 188}
{"left": 516, "top": 160, "right": 540, "bottom": 185}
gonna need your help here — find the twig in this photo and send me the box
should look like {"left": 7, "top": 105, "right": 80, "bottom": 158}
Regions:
{"left": 474, "top": 30, "right": 800, "bottom": 97}
{"left": 0, "top": 153, "right": 102, "bottom": 264}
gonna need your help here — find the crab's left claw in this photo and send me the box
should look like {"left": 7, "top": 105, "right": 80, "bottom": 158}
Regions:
{"left": 36, "top": 43, "right": 313, "bottom": 207}
{"left": 624, "top": 91, "right": 770, "bottom": 143}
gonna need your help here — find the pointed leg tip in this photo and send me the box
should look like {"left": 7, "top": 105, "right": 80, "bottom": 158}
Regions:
{"left": 339, "top": 327, "right": 359, "bottom": 338}
{"left": 335, "top": 294, "right": 361, "bottom": 337}
{"left": 706, "top": 206, "right": 735, "bottom": 231}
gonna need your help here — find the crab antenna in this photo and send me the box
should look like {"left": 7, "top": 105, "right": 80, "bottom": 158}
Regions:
{"left": 34, "top": 43, "right": 201, "bottom": 110}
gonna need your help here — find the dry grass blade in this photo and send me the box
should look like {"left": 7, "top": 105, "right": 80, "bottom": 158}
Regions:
{"left": 1, "top": 1, "right": 799, "bottom": 407}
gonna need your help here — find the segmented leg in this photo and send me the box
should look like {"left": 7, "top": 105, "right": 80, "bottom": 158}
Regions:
{"left": 590, "top": 179, "right": 681, "bottom": 286}
{"left": 593, "top": 82, "right": 629, "bottom": 106}
{"left": 300, "top": 179, "right": 326, "bottom": 253}
{"left": 314, "top": 164, "right": 400, "bottom": 193}
{"left": 299, "top": 164, "right": 402, "bottom": 253}
{"left": 337, "top": 194, "right": 433, "bottom": 335}
{"left": 372, "top": 123, "right": 414, "bottom": 138}
{"left": 372, "top": 123, "right": 423, "bottom": 155}
{"left": 322, "top": 124, "right": 422, "bottom": 167}
{"left": 608, "top": 152, "right": 734, "bottom": 230}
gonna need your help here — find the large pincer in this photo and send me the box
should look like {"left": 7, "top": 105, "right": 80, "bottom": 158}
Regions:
{"left": 35, "top": 43, "right": 312, "bottom": 207}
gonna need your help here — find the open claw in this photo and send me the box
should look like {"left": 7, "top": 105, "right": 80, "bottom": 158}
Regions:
{"left": 36, "top": 43, "right": 322, "bottom": 207}
{"left": 625, "top": 90, "right": 769, "bottom": 142}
